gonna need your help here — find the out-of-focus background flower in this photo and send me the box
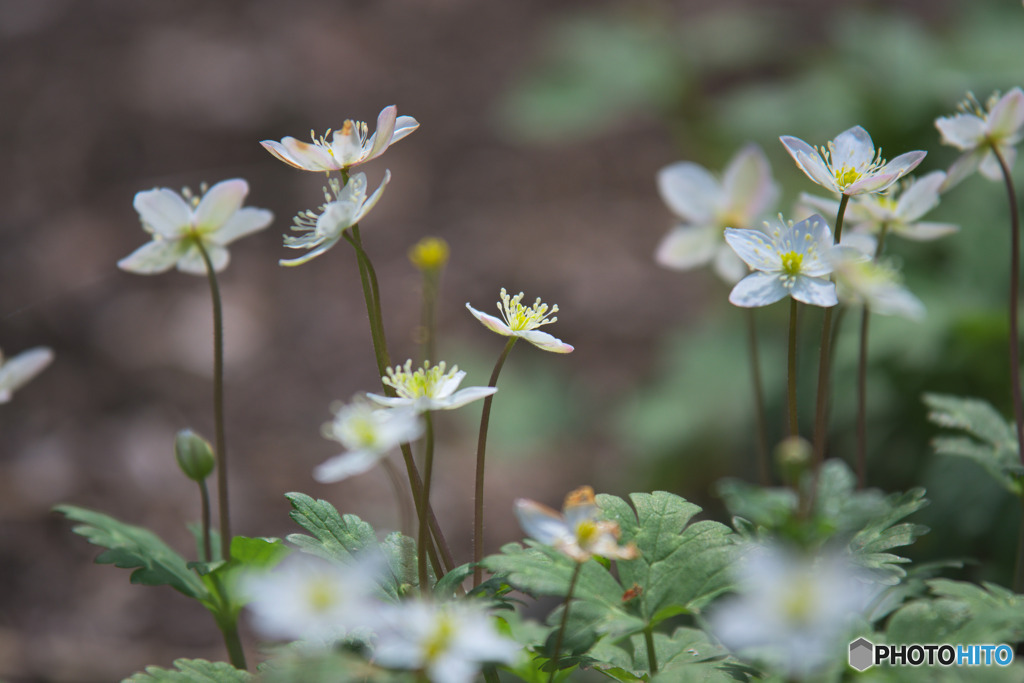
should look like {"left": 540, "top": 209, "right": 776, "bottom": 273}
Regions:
{"left": 1, "top": 0, "right": 1020, "bottom": 680}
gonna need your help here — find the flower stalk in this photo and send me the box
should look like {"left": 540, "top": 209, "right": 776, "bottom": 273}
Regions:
{"left": 549, "top": 562, "right": 582, "bottom": 683}
{"left": 418, "top": 411, "right": 435, "bottom": 594}
{"left": 787, "top": 298, "right": 800, "bottom": 439}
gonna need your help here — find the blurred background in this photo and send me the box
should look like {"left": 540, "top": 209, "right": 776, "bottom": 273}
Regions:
{"left": 1, "top": 0, "right": 1022, "bottom": 680}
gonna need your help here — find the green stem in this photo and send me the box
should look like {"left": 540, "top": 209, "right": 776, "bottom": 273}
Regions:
{"left": 220, "top": 618, "right": 247, "bottom": 671}
{"left": 418, "top": 412, "right": 436, "bottom": 594}
{"left": 195, "top": 239, "right": 231, "bottom": 562}
{"left": 745, "top": 309, "right": 771, "bottom": 485}
{"left": 787, "top": 297, "right": 799, "bottom": 438}
{"left": 209, "top": 574, "right": 247, "bottom": 670}
{"left": 644, "top": 625, "right": 659, "bottom": 677}
{"left": 473, "top": 337, "right": 517, "bottom": 588}
{"left": 199, "top": 479, "right": 212, "bottom": 562}
{"left": 482, "top": 666, "right": 501, "bottom": 683}
{"left": 549, "top": 562, "right": 582, "bottom": 683}
{"left": 420, "top": 269, "right": 441, "bottom": 365}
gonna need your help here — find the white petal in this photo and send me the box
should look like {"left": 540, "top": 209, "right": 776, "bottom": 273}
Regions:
{"left": 330, "top": 124, "right": 363, "bottom": 166}
{"left": 0, "top": 347, "right": 53, "bottom": 399}
{"left": 519, "top": 329, "right": 574, "bottom": 353}
{"left": 352, "top": 170, "right": 391, "bottom": 224}
{"left": 780, "top": 136, "right": 838, "bottom": 192}
{"left": 728, "top": 272, "right": 788, "bottom": 308}
{"left": 942, "top": 149, "right": 984, "bottom": 190}
{"left": 797, "top": 192, "right": 841, "bottom": 220}
{"left": 364, "top": 105, "right": 398, "bottom": 163}
{"left": 895, "top": 171, "right": 944, "bottom": 221}
{"left": 133, "top": 188, "right": 191, "bottom": 238}
{"left": 980, "top": 146, "right": 1015, "bottom": 181}
{"left": 655, "top": 224, "right": 719, "bottom": 271}
{"left": 466, "top": 303, "right": 513, "bottom": 336}
{"left": 712, "top": 245, "right": 749, "bottom": 284}
{"left": 194, "top": 179, "right": 247, "bottom": 232}
{"left": 212, "top": 207, "right": 273, "bottom": 245}
{"left": 876, "top": 151, "right": 926, "bottom": 186}
{"left": 435, "top": 369, "right": 467, "bottom": 399}
{"left": 391, "top": 115, "right": 420, "bottom": 143}
{"left": 831, "top": 126, "right": 875, "bottom": 169}
{"left": 893, "top": 221, "right": 959, "bottom": 241}
{"left": 872, "top": 287, "right": 926, "bottom": 320}
{"left": 935, "top": 114, "right": 985, "bottom": 150}
{"left": 986, "top": 87, "right": 1024, "bottom": 139}
{"left": 117, "top": 239, "right": 187, "bottom": 275}
{"left": 514, "top": 499, "right": 572, "bottom": 546}
{"left": 314, "top": 449, "right": 382, "bottom": 482}
{"left": 366, "top": 393, "right": 414, "bottom": 409}
{"left": 790, "top": 276, "right": 838, "bottom": 307}
{"left": 721, "top": 143, "right": 779, "bottom": 224}
{"left": 278, "top": 234, "right": 342, "bottom": 267}
{"left": 266, "top": 137, "right": 338, "bottom": 172}
{"left": 177, "top": 243, "right": 228, "bottom": 275}
{"left": 724, "top": 228, "right": 780, "bottom": 272}
{"left": 434, "top": 386, "right": 497, "bottom": 410}
{"left": 656, "top": 162, "right": 720, "bottom": 222}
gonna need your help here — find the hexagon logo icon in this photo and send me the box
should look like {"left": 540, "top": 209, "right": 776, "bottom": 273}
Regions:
{"left": 849, "top": 637, "right": 874, "bottom": 672}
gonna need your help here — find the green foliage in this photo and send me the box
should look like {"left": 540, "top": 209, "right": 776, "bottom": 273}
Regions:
{"left": 123, "top": 659, "right": 251, "bottom": 683}
{"left": 924, "top": 393, "right": 1024, "bottom": 495}
{"left": 256, "top": 652, "right": 408, "bottom": 683}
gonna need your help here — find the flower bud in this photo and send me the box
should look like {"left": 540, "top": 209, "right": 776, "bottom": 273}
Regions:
{"left": 175, "top": 429, "right": 215, "bottom": 482}
{"left": 408, "top": 237, "right": 450, "bottom": 272}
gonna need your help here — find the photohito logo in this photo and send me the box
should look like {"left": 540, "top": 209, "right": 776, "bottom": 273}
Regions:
{"left": 848, "top": 637, "right": 1014, "bottom": 671}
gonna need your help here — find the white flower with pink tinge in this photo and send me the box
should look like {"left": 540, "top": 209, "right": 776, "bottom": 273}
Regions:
{"left": 936, "top": 88, "right": 1024, "bottom": 188}
{"left": 515, "top": 486, "right": 638, "bottom": 563}
{"left": 313, "top": 400, "right": 424, "bottom": 483}
{"left": 368, "top": 360, "right": 496, "bottom": 413}
{"left": 466, "top": 288, "right": 574, "bottom": 353}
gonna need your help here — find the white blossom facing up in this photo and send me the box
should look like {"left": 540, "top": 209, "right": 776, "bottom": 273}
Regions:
{"left": 119, "top": 179, "right": 273, "bottom": 275}
{"left": 724, "top": 214, "right": 841, "bottom": 308}
{"left": 280, "top": 172, "right": 390, "bottom": 267}
{"left": 313, "top": 400, "right": 425, "bottom": 483}
{"left": 936, "top": 88, "right": 1024, "bottom": 188}
{"left": 656, "top": 144, "right": 780, "bottom": 283}
{"left": 367, "top": 360, "right": 496, "bottom": 413}
{"left": 515, "top": 486, "right": 638, "bottom": 563}
{"left": 829, "top": 253, "right": 925, "bottom": 320}
{"left": 0, "top": 347, "right": 53, "bottom": 404}
{"left": 261, "top": 105, "right": 418, "bottom": 172}
{"left": 373, "top": 600, "right": 519, "bottom": 683}
{"left": 709, "top": 544, "right": 875, "bottom": 680}
{"left": 466, "top": 288, "right": 574, "bottom": 353}
{"left": 781, "top": 126, "right": 925, "bottom": 196}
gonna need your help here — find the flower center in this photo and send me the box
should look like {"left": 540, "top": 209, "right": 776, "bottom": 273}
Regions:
{"left": 780, "top": 251, "right": 803, "bottom": 276}
{"left": 424, "top": 616, "right": 456, "bottom": 662}
{"left": 383, "top": 360, "right": 458, "bottom": 399}
{"left": 304, "top": 577, "right": 340, "bottom": 615}
{"left": 498, "top": 288, "right": 558, "bottom": 332}
{"left": 835, "top": 166, "right": 861, "bottom": 188}
{"left": 575, "top": 520, "right": 600, "bottom": 549}
{"left": 780, "top": 581, "right": 815, "bottom": 625}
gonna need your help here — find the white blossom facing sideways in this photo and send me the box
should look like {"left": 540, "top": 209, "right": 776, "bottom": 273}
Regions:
{"left": 119, "top": 179, "right": 273, "bottom": 275}
{"left": 313, "top": 401, "right": 425, "bottom": 483}
{"left": 260, "top": 105, "right": 418, "bottom": 172}
{"left": 724, "top": 214, "right": 840, "bottom": 308}
{"left": 241, "top": 554, "right": 381, "bottom": 646}
{"left": 936, "top": 88, "right": 1024, "bottom": 188}
{"left": 0, "top": 347, "right": 53, "bottom": 404}
{"left": 780, "top": 126, "right": 925, "bottom": 196}
{"left": 367, "top": 360, "right": 496, "bottom": 413}
{"left": 373, "top": 600, "right": 519, "bottom": 683}
{"left": 515, "top": 485, "right": 638, "bottom": 563}
{"left": 800, "top": 171, "right": 958, "bottom": 242}
{"left": 656, "top": 144, "right": 780, "bottom": 283}
{"left": 280, "top": 172, "right": 390, "bottom": 267}
{"left": 829, "top": 253, "right": 925, "bottom": 320}
{"left": 709, "top": 544, "right": 875, "bottom": 680}
{"left": 465, "top": 288, "right": 574, "bottom": 353}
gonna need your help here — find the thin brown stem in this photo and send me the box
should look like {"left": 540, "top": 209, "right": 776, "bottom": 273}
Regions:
{"left": 418, "top": 412, "right": 435, "bottom": 594}
{"left": 199, "top": 479, "right": 212, "bottom": 562}
{"left": 549, "top": 562, "right": 582, "bottom": 683}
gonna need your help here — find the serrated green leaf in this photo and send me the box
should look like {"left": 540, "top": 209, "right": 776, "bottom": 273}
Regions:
{"left": 123, "top": 658, "right": 251, "bottom": 682}
{"left": 848, "top": 488, "right": 929, "bottom": 585}
{"left": 433, "top": 562, "right": 474, "bottom": 599}
{"left": 285, "top": 492, "right": 378, "bottom": 561}
{"left": 378, "top": 531, "right": 417, "bottom": 600}
{"left": 55, "top": 505, "right": 208, "bottom": 601}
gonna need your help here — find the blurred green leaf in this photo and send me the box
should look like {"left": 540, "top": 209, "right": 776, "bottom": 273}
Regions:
{"left": 124, "top": 659, "right": 251, "bottom": 683}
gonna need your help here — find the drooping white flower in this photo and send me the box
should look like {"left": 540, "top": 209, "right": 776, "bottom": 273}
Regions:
{"left": 828, "top": 252, "right": 925, "bottom": 320}
{"left": 241, "top": 554, "right": 382, "bottom": 646}
{"left": 367, "top": 360, "right": 496, "bottom": 413}
{"left": 799, "top": 171, "right": 958, "bottom": 242}
{"left": 313, "top": 400, "right": 424, "bottom": 483}
{"left": 465, "top": 288, "right": 574, "bottom": 353}
{"left": 656, "top": 144, "right": 780, "bottom": 283}
{"left": 514, "top": 486, "right": 638, "bottom": 563}
{"left": 118, "top": 179, "right": 273, "bottom": 275}
{"left": 936, "top": 88, "right": 1024, "bottom": 188}
{"left": 261, "top": 105, "right": 418, "bottom": 172}
{"left": 0, "top": 347, "right": 53, "bottom": 404}
{"left": 724, "top": 214, "right": 840, "bottom": 308}
{"left": 373, "top": 600, "right": 519, "bottom": 683}
{"left": 279, "top": 172, "right": 390, "bottom": 267}
{"left": 781, "top": 126, "right": 925, "bottom": 196}
{"left": 709, "top": 544, "right": 875, "bottom": 680}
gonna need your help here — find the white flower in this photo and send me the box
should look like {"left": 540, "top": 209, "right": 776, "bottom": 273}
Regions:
{"left": 799, "top": 171, "right": 958, "bottom": 242}
{"left": 514, "top": 486, "right": 638, "bottom": 563}
{"left": 656, "top": 144, "right": 780, "bottom": 283}
{"left": 367, "top": 360, "right": 496, "bottom": 413}
{"left": 781, "top": 126, "right": 925, "bottom": 196}
{"left": 260, "top": 105, "right": 418, "bottom": 172}
{"left": 936, "top": 88, "right": 1024, "bottom": 188}
{"left": 828, "top": 253, "right": 925, "bottom": 320}
{"left": 241, "top": 554, "right": 381, "bottom": 646}
{"left": 724, "top": 214, "right": 840, "bottom": 308}
{"left": 709, "top": 545, "right": 874, "bottom": 680}
{"left": 465, "top": 289, "right": 574, "bottom": 353}
{"left": 118, "top": 179, "right": 273, "bottom": 275}
{"left": 313, "top": 401, "right": 424, "bottom": 483}
{"left": 0, "top": 347, "right": 53, "bottom": 404}
{"left": 373, "top": 600, "right": 518, "bottom": 683}
{"left": 280, "top": 172, "right": 390, "bottom": 267}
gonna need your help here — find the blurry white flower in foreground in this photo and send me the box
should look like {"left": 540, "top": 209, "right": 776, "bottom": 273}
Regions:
{"left": 466, "top": 288, "right": 574, "bottom": 353}
{"left": 829, "top": 253, "right": 925, "bottom": 320}
{"left": 119, "top": 179, "right": 273, "bottom": 275}
{"left": 936, "top": 88, "right": 1024, "bottom": 188}
{"left": 373, "top": 599, "right": 518, "bottom": 683}
{"left": 313, "top": 400, "right": 424, "bottom": 483}
{"left": 261, "top": 105, "right": 418, "bottom": 172}
{"left": 709, "top": 544, "right": 874, "bottom": 679}
{"left": 368, "top": 360, "right": 496, "bottom": 413}
{"left": 781, "top": 126, "right": 925, "bottom": 196}
{"left": 280, "top": 172, "right": 390, "bottom": 267}
{"left": 0, "top": 347, "right": 53, "bottom": 404}
{"left": 241, "top": 554, "right": 381, "bottom": 646}
{"left": 515, "top": 485, "right": 638, "bottom": 563}
{"left": 656, "top": 144, "right": 780, "bottom": 283}
{"left": 724, "top": 214, "right": 840, "bottom": 308}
